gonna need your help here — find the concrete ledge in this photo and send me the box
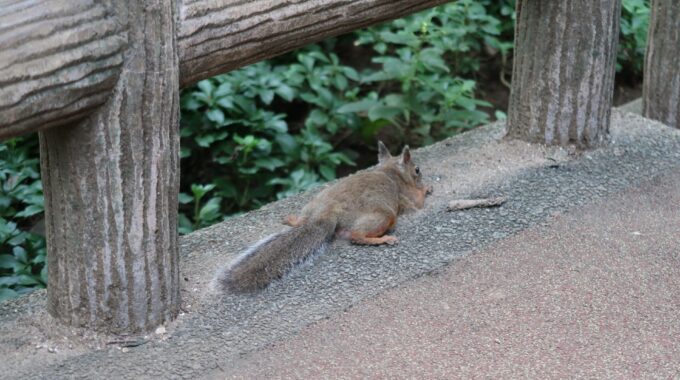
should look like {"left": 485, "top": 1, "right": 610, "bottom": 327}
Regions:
{"left": 619, "top": 98, "right": 643, "bottom": 115}
{"left": 2, "top": 106, "right": 680, "bottom": 379}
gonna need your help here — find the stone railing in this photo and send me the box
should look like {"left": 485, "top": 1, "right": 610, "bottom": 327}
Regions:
{"left": 0, "top": 0, "right": 677, "bottom": 333}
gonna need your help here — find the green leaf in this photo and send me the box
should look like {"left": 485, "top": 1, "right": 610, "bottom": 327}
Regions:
{"left": 214, "top": 180, "right": 238, "bottom": 199}
{"left": 17, "top": 274, "right": 39, "bottom": 286}
{"left": 259, "top": 90, "right": 275, "bottom": 105}
{"left": 206, "top": 109, "right": 225, "bottom": 125}
{"left": 195, "top": 135, "right": 215, "bottom": 148}
{"left": 419, "top": 48, "right": 450, "bottom": 73}
{"left": 455, "top": 96, "right": 476, "bottom": 111}
{"left": 0, "top": 276, "right": 19, "bottom": 287}
{"left": 191, "top": 92, "right": 211, "bottom": 106}
{"left": 13, "top": 246, "right": 28, "bottom": 264}
{"left": 15, "top": 204, "right": 43, "bottom": 218}
{"left": 198, "top": 197, "right": 222, "bottom": 222}
{"left": 319, "top": 165, "right": 335, "bottom": 181}
{"left": 307, "top": 51, "right": 330, "bottom": 63}
{"left": 299, "top": 54, "right": 315, "bottom": 70}
{"left": 178, "top": 193, "right": 193, "bottom": 204}
{"left": 191, "top": 184, "right": 216, "bottom": 200}
{"left": 214, "top": 82, "right": 233, "bottom": 97}
{"left": 8, "top": 232, "right": 26, "bottom": 247}
{"left": 384, "top": 94, "right": 405, "bottom": 108}
{"left": 181, "top": 96, "right": 201, "bottom": 111}
{"left": 0, "top": 288, "right": 18, "bottom": 303}
{"left": 40, "top": 265, "right": 47, "bottom": 283}
{"left": 337, "top": 99, "right": 378, "bottom": 114}
{"left": 333, "top": 74, "right": 348, "bottom": 90}
{"left": 379, "top": 31, "right": 420, "bottom": 46}
{"left": 325, "top": 121, "right": 339, "bottom": 134}
{"left": 178, "top": 213, "right": 193, "bottom": 235}
{"left": 276, "top": 134, "right": 298, "bottom": 155}
{"left": 361, "top": 70, "right": 394, "bottom": 83}
{"left": 381, "top": 57, "right": 411, "bottom": 78}
{"left": 216, "top": 97, "right": 233, "bottom": 109}
{"left": 315, "top": 87, "right": 334, "bottom": 108}
{"left": 255, "top": 158, "right": 285, "bottom": 171}
{"left": 238, "top": 167, "right": 258, "bottom": 175}
{"left": 266, "top": 119, "right": 288, "bottom": 134}
{"left": 368, "top": 105, "right": 402, "bottom": 121}
{"left": 275, "top": 85, "right": 295, "bottom": 102}
{"left": 342, "top": 67, "right": 360, "bottom": 81}
{"left": 306, "top": 110, "right": 329, "bottom": 127}
{"left": 0, "top": 254, "right": 17, "bottom": 269}
{"left": 359, "top": 119, "right": 390, "bottom": 141}
{"left": 197, "top": 80, "right": 214, "bottom": 96}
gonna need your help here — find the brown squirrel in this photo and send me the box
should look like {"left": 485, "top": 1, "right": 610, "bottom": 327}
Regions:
{"left": 215, "top": 141, "right": 432, "bottom": 293}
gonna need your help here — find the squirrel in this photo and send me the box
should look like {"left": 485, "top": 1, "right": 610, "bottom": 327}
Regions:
{"left": 214, "top": 141, "right": 432, "bottom": 293}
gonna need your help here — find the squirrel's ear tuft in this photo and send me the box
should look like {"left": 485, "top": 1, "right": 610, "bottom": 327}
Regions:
{"left": 378, "top": 141, "right": 391, "bottom": 164}
{"left": 400, "top": 145, "right": 411, "bottom": 165}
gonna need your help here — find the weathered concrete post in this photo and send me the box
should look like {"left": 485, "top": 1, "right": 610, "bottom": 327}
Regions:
{"left": 39, "top": 1, "right": 180, "bottom": 333}
{"left": 643, "top": 0, "right": 680, "bottom": 129}
{"left": 507, "top": 0, "right": 621, "bottom": 147}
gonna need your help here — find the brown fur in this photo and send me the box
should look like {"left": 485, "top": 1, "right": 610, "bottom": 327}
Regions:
{"left": 215, "top": 142, "right": 432, "bottom": 293}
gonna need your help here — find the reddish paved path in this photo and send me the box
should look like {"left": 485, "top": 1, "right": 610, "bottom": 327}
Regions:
{"left": 223, "top": 170, "right": 680, "bottom": 379}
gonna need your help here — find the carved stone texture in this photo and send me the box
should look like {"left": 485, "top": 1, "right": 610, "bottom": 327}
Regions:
{"left": 507, "top": 0, "right": 621, "bottom": 147}
{"left": 39, "top": 1, "right": 180, "bottom": 333}
{"left": 177, "top": 0, "right": 451, "bottom": 87}
{"left": 643, "top": 0, "right": 680, "bottom": 128}
{"left": 0, "top": 0, "right": 126, "bottom": 139}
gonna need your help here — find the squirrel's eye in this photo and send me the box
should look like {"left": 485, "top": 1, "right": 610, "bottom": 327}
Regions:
{"left": 415, "top": 166, "right": 420, "bottom": 174}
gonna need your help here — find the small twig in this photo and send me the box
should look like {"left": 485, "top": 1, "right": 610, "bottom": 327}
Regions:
{"left": 447, "top": 196, "right": 507, "bottom": 212}
{"left": 499, "top": 52, "right": 512, "bottom": 89}
{"left": 106, "top": 339, "right": 148, "bottom": 348}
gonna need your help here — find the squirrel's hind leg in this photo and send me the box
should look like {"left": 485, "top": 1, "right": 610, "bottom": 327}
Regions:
{"left": 283, "top": 215, "right": 306, "bottom": 227}
{"left": 348, "top": 213, "right": 398, "bottom": 245}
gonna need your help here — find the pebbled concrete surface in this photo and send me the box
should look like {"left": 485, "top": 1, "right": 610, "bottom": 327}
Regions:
{"left": 1, "top": 108, "right": 680, "bottom": 379}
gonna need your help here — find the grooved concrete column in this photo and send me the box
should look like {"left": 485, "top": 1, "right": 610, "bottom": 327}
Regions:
{"left": 507, "top": 0, "right": 621, "bottom": 147}
{"left": 39, "top": 1, "right": 180, "bottom": 333}
{"left": 643, "top": 0, "right": 680, "bottom": 128}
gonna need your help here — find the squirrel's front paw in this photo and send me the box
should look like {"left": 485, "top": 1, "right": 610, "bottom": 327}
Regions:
{"left": 424, "top": 185, "right": 434, "bottom": 195}
{"left": 351, "top": 234, "right": 399, "bottom": 246}
{"left": 382, "top": 235, "right": 399, "bottom": 245}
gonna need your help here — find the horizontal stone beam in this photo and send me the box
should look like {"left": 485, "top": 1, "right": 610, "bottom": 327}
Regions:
{"left": 0, "top": 0, "right": 450, "bottom": 138}
{"left": 176, "top": 0, "right": 450, "bottom": 87}
{"left": 0, "top": 0, "right": 127, "bottom": 140}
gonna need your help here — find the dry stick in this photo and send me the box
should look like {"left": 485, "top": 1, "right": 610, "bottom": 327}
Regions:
{"left": 447, "top": 196, "right": 507, "bottom": 212}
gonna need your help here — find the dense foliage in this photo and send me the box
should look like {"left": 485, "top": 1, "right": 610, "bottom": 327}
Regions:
{"left": 618, "top": 0, "right": 650, "bottom": 76}
{"left": 0, "top": 0, "right": 650, "bottom": 300}
{"left": 0, "top": 138, "right": 45, "bottom": 301}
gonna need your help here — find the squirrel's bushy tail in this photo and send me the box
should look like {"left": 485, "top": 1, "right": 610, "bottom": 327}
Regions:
{"left": 215, "top": 217, "right": 337, "bottom": 293}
